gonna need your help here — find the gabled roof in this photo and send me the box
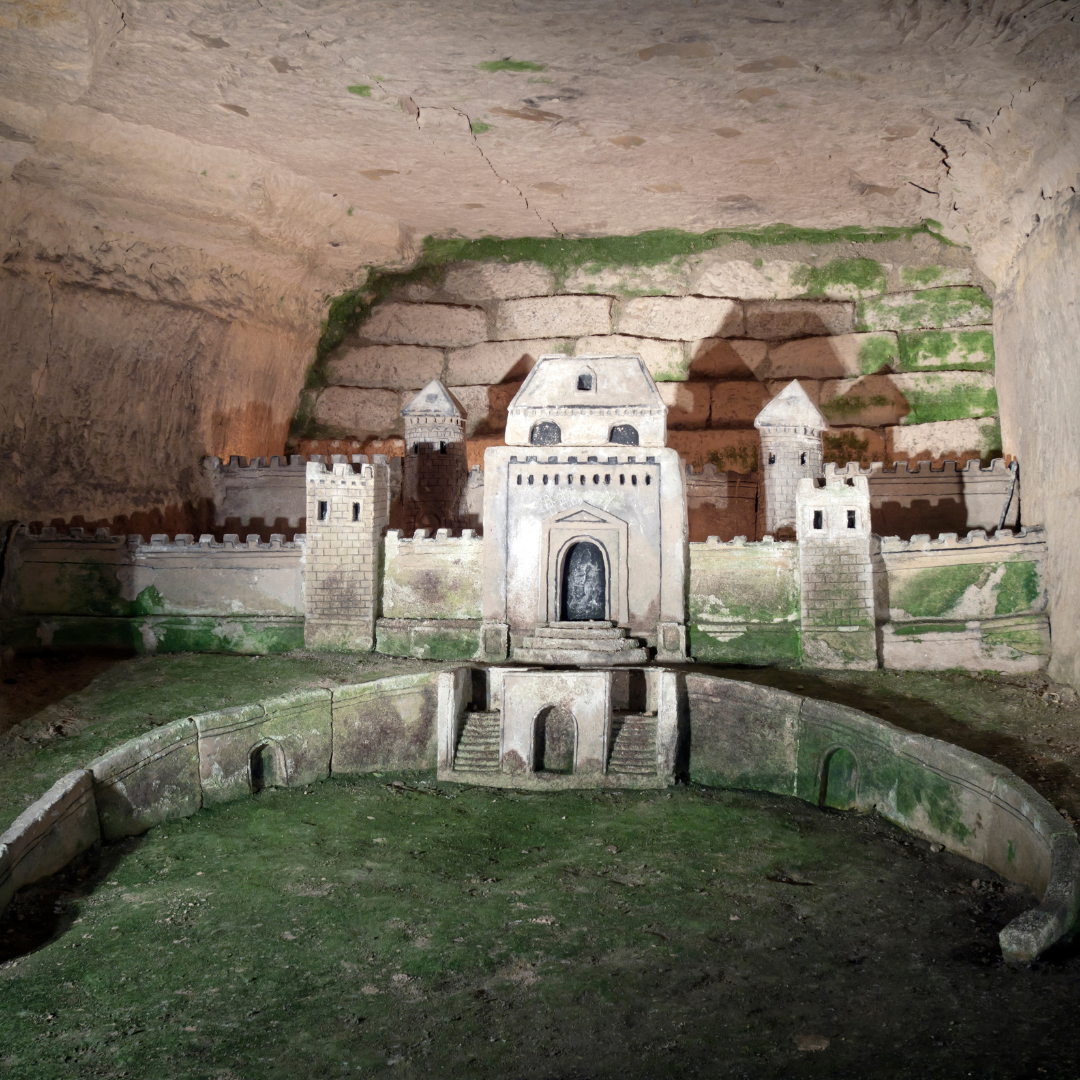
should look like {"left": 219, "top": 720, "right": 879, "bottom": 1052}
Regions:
{"left": 508, "top": 354, "right": 665, "bottom": 412}
{"left": 401, "top": 379, "right": 463, "bottom": 418}
{"left": 754, "top": 379, "right": 827, "bottom": 431}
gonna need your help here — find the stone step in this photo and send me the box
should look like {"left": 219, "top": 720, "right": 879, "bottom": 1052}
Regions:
{"left": 609, "top": 714, "right": 656, "bottom": 775}
{"left": 518, "top": 636, "right": 641, "bottom": 654}
{"left": 512, "top": 646, "right": 649, "bottom": 667}
{"left": 531, "top": 624, "right": 627, "bottom": 641}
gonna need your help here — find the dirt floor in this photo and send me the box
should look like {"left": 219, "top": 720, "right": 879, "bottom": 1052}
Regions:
{"left": 2, "top": 656, "right": 1080, "bottom": 1079}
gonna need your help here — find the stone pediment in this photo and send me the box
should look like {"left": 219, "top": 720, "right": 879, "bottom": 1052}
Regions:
{"left": 548, "top": 503, "right": 625, "bottom": 526}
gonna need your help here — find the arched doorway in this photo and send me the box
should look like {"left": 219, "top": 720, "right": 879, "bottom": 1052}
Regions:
{"left": 561, "top": 541, "right": 606, "bottom": 621}
{"left": 820, "top": 748, "right": 858, "bottom": 810}
{"left": 609, "top": 423, "right": 639, "bottom": 445}
{"left": 530, "top": 420, "right": 561, "bottom": 445}
{"left": 533, "top": 705, "right": 576, "bottom": 773}
{"left": 250, "top": 740, "right": 288, "bottom": 793}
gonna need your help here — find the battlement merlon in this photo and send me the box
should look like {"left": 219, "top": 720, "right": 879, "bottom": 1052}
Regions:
{"left": 203, "top": 454, "right": 320, "bottom": 473}
{"left": 828, "top": 458, "right": 1017, "bottom": 478}
{"left": 386, "top": 528, "right": 481, "bottom": 544}
{"left": 880, "top": 526, "right": 1046, "bottom": 554}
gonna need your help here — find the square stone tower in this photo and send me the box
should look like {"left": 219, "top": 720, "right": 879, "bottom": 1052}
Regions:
{"left": 401, "top": 380, "right": 469, "bottom": 534}
{"left": 304, "top": 456, "right": 390, "bottom": 650}
{"left": 755, "top": 380, "right": 827, "bottom": 538}
{"left": 796, "top": 467, "right": 878, "bottom": 670}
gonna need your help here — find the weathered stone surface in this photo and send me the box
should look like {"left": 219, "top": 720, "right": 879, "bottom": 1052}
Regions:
{"left": 449, "top": 382, "right": 522, "bottom": 436}
{"left": 689, "top": 258, "right": 809, "bottom": 300}
{"left": 710, "top": 381, "right": 773, "bottom": 427}
{"left": 891, "top": 371, "right": 997, "bottom": 425}
{"left": 574, "top": 335, "right": 688, "bottom": 381}
{"left": 314, "top": 387, "right": 403, "bottom": 438}
{"left": 0, "top": 769, "right": 99, "bottom": 905}
{"left": 493, "top": 295, "right": 611, "bottom": 340}
{"left": 897, "top": 327, "right": 995, "bottom": 371}
{"left": 819, "top": 374, "right": 911, "bottom": 427}
{"left": 331, "top": 674, "right": 438, "bottom": 773}
{"left": 562, "top": 262, "right": 692, "bottom": 296}
{"left": 887, "top": 416, "right": 1001, "bottom": 462}
{"left": 326, "top": 345, "right": 444, "bottom": 389}
{"left": 744, "top": 300, "right": 855, "bottom": 339}
{"left": 898, "top": 265, "right": 974, "bottom": 289}
{"left": 194, "top": 691, "right": 332, "bottom": 805}
{"left": 445, "top": 339, "right": 567, "bottom": 385}
{"left": 687, "top": 338, "right": 766, "bottom": 378}
{"left": 614, "top": 296, "right": 743, "bottom": 341}
{"left": 856, "top": 287, "right": 993, "bottom": 332}
{"left": 666, "top": 429, "right": 760, "bottom": 472}
{"left": 361, "top": 303, "right": 488, "bottom": 347}
{"left": 88, "top": 718, "right": 201, "bottom": 839}
{"left": 441, "top": 261, "right": 556, "bottom": 301}
{"left": 765, "top": 332, "right": 900, "bottom": 379}
{"left": 657, "top": 381, "right": 711, "bottom": 429}
{"left": 821, "top": 425, "right": 887, "bottom": 467}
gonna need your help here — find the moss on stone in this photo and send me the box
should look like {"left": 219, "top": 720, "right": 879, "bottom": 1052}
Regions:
{"left": 893, "top": 756, "right": 973, "bottom": 843}
{"left": 822, "top": 430, "right": 873, "bottom": 467}
{"left": 347, "top": 84, "right": 372, "bottom": 96}
{"left": 899, "top": 377, "right": 997, "bottom": 425}
{"left": 892, "top": 563, "right": 989, "bottom": 619}
{"left": 857, "top": 334, "right": 900, "bottom": 374}
{"left": 892, "top": 621, "right": 970, "bottom": 636}
{"left": 855, "top": 287, "right": 993, "bottom": 332}
{"left": 133, "top": 584, "right": 165, "bottom": 616}
{"left": 994, "top": 559, "right": 1040, "bottom": 616}
{"left": 470, "top": 120, "right": 492, "bottom": 134}
{"left": 477, "top": 58, "right": 546, "bottom": 71}
{"left": 897, "top": 329, "right": 995, "bottom": 372}
{"left": 793, "top": 257, "right": 887, "bottom": 300}
{"left": 688, "top": 624, "right": 801, "bottom": 664}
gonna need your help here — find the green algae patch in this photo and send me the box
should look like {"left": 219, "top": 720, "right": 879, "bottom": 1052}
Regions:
{"left": 893, "top": 756, "right": 973, "bottom": 843}
{"left": 822, "top": 429, "right": 874, "bottom": 467}
{"left": 994, "top": 559, "right": 1040, "bottom": 617}
{"left": 793, "top": 257, "right": 887, "bottom": 301}
{"left": 892, "top": 620, "right": 970, "bottom": 637}
{"left": 856, "top": 287, "right": 993, "bottom": 332}
{"left": 376, "top": 620, "right": 480, "bottom": 660}
{"left": 689, "top": 623, "right": 800, "bottom": 664}
{"left": 857, "top": 333, "right": 901, "bottom": 374}
{"left": 347, "top": 84, "right": 372, "bottom": 96}
{"left": 898, "top": 329, "right": 995, "bottom": 372}
{"left": 892, "top": 563, "right": 989, "bottom": 619}
{"left": 132, "top": 584, "right": 165, "bottom": 616}
{"left": 898, "top": 373, "right": 997, "bottom": 425}
{"left": 477, "top": 58, "right": 546, "bottom": 72}
{"left": 470, "top": 119, "right": 492, "bottom": 134}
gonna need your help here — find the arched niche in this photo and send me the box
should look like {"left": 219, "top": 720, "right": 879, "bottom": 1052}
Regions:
{"left": 530, "top": 421, "right": 561, "bottom": 446}
{"left": 533, "top": 705, "right": 576, "bottom": 773}
{"left": 560, "top": 540, "right": 607, "bottom": 621}
{"left": 249, "top": 740, "right": 289, "bottom": 793}
{"left": 609, "top": 424, "right": 639, "bottom": 446}
{"left": 820, "top": 747, "right": 858, "bottom": 810}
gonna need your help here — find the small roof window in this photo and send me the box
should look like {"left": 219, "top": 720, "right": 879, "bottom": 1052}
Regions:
{"left": 576, "top": 372, "right": 594, "bottom": 392}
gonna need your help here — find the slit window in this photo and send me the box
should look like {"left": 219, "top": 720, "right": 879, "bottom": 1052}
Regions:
{"left": 440, "top": 441, "right": 447, "bottom": 454}
{"left": 543, "top": 474, "right": 549, "bottom": 485}
{"left": 813, "top": 510, "right": 823, "bottom": 529}
{"left": 516, "top": 474, "right": 522, "bottom": 485}
{"left": 632, "top": 475, "right": 638, "bottom": 486}
{"left": 317, "top": 500, "right": 328, "bottom": 522}
{"left": 577, "top": 373, "right": 593, "bottom": 391}
{"left": 580, "top": 475, "right": 586, "bottom": 485}
{"left": 554, "top": 474, "right": 560, "bottom": 485}
{"left": 604, "top": 474, "right": 610, "bottom": 485}
{"left": 352, "top": 502, "right": 360, "bottom": 522}
{"left": 800, "top": 452, "right": 807, "bottom": 465}
{"left": 847, "top": 510, "right": 856, "bottom": 529}
{"left": 528, "top": 475, "right": 534, "bottom": 485}
{"left": 645, "top": 475, "right": 651, "bottom": 486}
{"left": 593, "top": 474, "right": 599, "bottom": 484}
{"left": 619, "top": 474, "right": 625, "bottom": 485}
{"left": 768, "top": 453, "right": 776, "bottom": 465}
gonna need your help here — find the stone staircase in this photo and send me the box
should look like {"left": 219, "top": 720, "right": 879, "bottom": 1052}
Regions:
{"left": 513, "top": 621, "right": 648, "bottom": 667}
{"left": 452, "top": 710, "right": 501, "bottom": 773}
{"left": 608, "top": 713, "right": 657, "bottom": 776}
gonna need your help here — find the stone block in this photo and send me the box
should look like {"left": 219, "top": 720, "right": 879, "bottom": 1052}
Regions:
{"left": 493, "top": 295, "right": 611, "bottom": 340}
{"left": 897, "top": 265, "right": 974, "bottom": 288}
{"left": 688, "top": 257, "right": 809, "bottom": 300}
{"left": 855, "top": 287, "right": 993, "bottom": 332}
{"left": 763, "top": 378, "right": 821, "bottom": 406}
{"left": 445, "top": 339, "right": 568, "bottom": 385}
{"left": 314, "top": 387, "right": 403, "bottom": 439}
{"left": 331, "top": 674, "right": 438, "bottom": 773}
{"left": 0, "top": 769, "right": 99, "bottom": 907}
{"left": 656, "top": 381, "right": 711, "bottom": 429}
{"left": 448, "top": 382, "right": 522, "bottom": 436}
{"left": 764, "top": 332, "right": 899, "bottom": 379}
{"left": 194, "top": 691, "right": 332, "bottom": 806}
{"left": 897, "top": 327, "right": 995, "bottom": 371}
{"left": 744, "top": 300, "right": 855, "bottom": 339}
{"left": 441, "top": 261, "right": 556, "bottom": 301}
{"left": 819, "top": 374, "right": 910, "bottom": 427}
{"left": 613, "top": 296, "right": 743, "bottom": 340}
{"left": 891, "top": 371, "right": 997, "bottom": 425}
{"left": 886, "top": 416, "right": 1001, "bottom": 462}
{"left": 574, "top": 334, "right": 688, "bottom": 381}
{"left": 710, "top": 381, "right": 773, "bottom": 427}
{"left": 822, "top": 426, "right": 887, "bottom": 468}
{"left": 87, "top": 718, "right": 201, "bottom": 840}
{"left": 361, "top": 302, "right": 488, "bottom": 347}
{"left": 687, "top": 338, "right": 766, "bottom": 378}
{"left": 667, "top": 429, "right": 760, "bottom": 472}
{"left": 561, "top": 261, "right": 692, "bottom": 296}
{"left": 326, "top": 345, "right": 445, "bottom": 389}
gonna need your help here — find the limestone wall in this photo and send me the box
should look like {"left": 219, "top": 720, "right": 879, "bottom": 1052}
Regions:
{"left": 381, "top": 529, "right": 483, "bottom": 621}
{"left": 299, "top": 239, "right": 1001, "bottom": 481}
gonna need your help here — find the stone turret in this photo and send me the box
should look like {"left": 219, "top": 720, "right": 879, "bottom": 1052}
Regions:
{"left": 754, "top": 380, "right": 827, "bottom": 537}
{"left": 401, "top": 380, "right": 469, "bottom": 533}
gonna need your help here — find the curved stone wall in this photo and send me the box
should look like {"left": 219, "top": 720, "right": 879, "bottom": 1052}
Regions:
{"left": 1, "top": 668, "right": 1076, "bottom": 963}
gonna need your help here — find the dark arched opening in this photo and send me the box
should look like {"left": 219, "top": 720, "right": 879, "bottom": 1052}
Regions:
{"left": 533, "top": 706, "right": 576, "bottom": 773}
{"left": 609, "top": 424, "right": 639, "bottom": 445}
{"left": 561, "top": 541, "right": 606, "bottom": 621}
{"left": 250, "top": 741, "right": 288, "bottom": 793}
{"left": 530, "top": 421, "right": 561, "bottom": 445}
{"left": 819, "top": 748, "right": 858, "bottom": 810}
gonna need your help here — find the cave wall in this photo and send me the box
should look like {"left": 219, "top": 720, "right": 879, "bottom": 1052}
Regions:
{"left": 995, "top": 193, "right": 1080, "bottom": 690}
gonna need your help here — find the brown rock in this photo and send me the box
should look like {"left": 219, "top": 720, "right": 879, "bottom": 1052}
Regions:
{"left": 314, "top": 387, "right": 404, "bottom": 439}
{"left": 327, "top": 345, "right": 445, "bottom": 389}
{"left": 745, "top": 300, "right": 855, "bottom": 340}
{"left": 361, "top": 303, "right": 488, "bottom": 347}
{"left": 493, "top": 296, "right": 611, "bottom": 340}
{"left": 446, "top": 339, "right": 565, "bottom": 385}
{"left": 656, "top": 381, "right": 712, "bottom": 429}
{"left": 711, "top": 381, "right": 773, "bottom": 427}
{"left": 688, "top": 338, "right": 767, "bottom": 378}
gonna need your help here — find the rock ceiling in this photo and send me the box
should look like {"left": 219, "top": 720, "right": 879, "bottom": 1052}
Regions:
{"left": 2, "top": 0, "right": 1079, "bottom": 325}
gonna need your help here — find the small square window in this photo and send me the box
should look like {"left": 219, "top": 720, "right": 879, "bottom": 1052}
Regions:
{"left": 768, "top": 453, "right": 776, "bottom": 465}
{"left": 847, "top": 510, "right": 856, "bottom": 529}
{"left": 317, "top": 500, "right": 328, "bottom": 522}
{"left": 577, "top": 373, "right": 593, "bottom": 391}
{"left": 813, "top": 509, "right": 823, "bottom": 529}
{"left": 352, "top": 502, "right": 361, "bottom": 522}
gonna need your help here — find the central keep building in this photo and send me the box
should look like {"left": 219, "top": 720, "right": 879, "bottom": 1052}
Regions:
{"left": 479, "top": 354, "right": 688, "bottom": 664}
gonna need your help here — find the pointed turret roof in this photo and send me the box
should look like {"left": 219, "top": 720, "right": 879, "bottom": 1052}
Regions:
{"left": 753, "top": 380, "right": 827, "bottom": 432}
{"left": 401, "top": 379, "right": 463, "bottom": 418}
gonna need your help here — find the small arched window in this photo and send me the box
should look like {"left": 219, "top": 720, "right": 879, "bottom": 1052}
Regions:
{"left": 530, "top": 421, "right": 561, "bottom": 446}
{"left": 609, "top": 424, "right": 639, "bottom": 446}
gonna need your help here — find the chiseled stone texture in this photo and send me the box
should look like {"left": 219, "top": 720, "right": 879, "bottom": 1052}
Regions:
{"left": 361, "top": 303, "right": 488, "bottom": 347}
{"left": 886, "top": 416, "right": 1001, "bottom": 462}
{"left": 331, "top": 675, "right": 438, "bottom": 773}
{"left": 819, "top": 374, "right": 912, "bottom": 428}
{"left": 326, "top": 345, "right": 445, "bottom": 390}
{"left": 314, "top": 387, "right": 404, "bottom": 439}
{"left": 689, "top": 258, "right": 808, "bottom": 300}
{"left": 440, "top": 261, "right": 556, "bottom": 301}
{"left": 856, "top": 287, "right": 994, "bottom": 332}
{"left": 448, "top": 382, "right": 522, "bottom": 437}
{"left": 88, "top": 718, "right": 202, "bottom": 840}
{"left": 666, "top": 428, "right": 761, "bottom": 472}
{"left": 574, "top": 335, "right": 687, "bottom": 381}
{"left": 656, "top": 381, "right": 712, "bottom": 429}
{"left": 744, "top": 300, "right": 855, "bottom": 339}
{"left": 613, "top": 296, "right": 743, "bottom": 341}
{"left": 897, "top": 327, "right": 995, "bottom": 371}
{"left": 445, "top": 339, "right": 566, "bottom": 385}
{"left": 493, "top": 295, "right": 611, "bottom": 340}
{"left": 687, "top": 338, "right": 766, "bottom": 379}
{"left": 765, "top": 332, "right": 900, "bottom": 380}
{"left": 710, "top": 381, "right": 773, "bottom": 428}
